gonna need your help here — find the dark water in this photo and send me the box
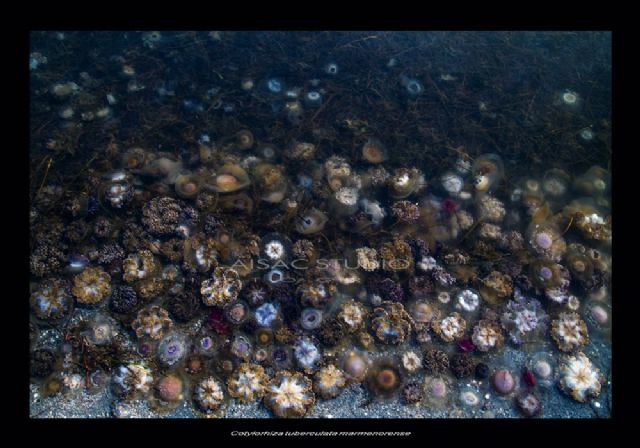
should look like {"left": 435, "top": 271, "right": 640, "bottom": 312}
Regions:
{"left": 29, "top": 31, "right": 611, "bottom": 419}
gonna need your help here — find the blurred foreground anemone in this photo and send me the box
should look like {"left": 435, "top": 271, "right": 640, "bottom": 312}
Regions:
{"left": 131, "top": 305, "right": 173, "bottom": 340}
{"left": 112, "top": 364, "right": 153, "bottom": 399}
{"left": 194, "top": 376, "right": 225, "bottom": 413}
{"left": 200, "top": 267, "right": 242, "bottom": 306}
{"left": 227, "top": 363, "right": 269, "bottom": 402}
{"left": 30, "top": 278, "right": 73, "bottom": 321}
{"left": 551, "top": 312, "right": 589, "bottom": 352}
{"left": 264, "top": 371, "right": 315, "bottom": 418}
{"left": 559, "top": 352, "right": 603, "bottom": 403}
{"left": 371, "top": 301, "right": 414, "bottom": 344}
{"left": 314, "top": 365, "right": 347, "bottom": 399}
{"left": 72, "top": 267, "right": 111, "bottom": 304}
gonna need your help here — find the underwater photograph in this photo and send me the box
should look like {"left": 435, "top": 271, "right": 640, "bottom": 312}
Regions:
{"left": 29, "top": 31, "right": 611, "bottom": 419}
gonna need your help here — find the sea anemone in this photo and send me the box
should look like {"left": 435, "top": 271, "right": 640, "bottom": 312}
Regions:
{"left": 441, "top": 172, "right": 464, "bottom": 196}
{"left": 224, "top": 300, "right": 249, "bottom": 325}
{"left": 227, "top": 363, "right": 269, "bottom": 402}
{"left": 241, "top": 279, "right": 271, "bottom": 307}
{"left": 71, "top": 267, "right": 111, "bottom": 305}
{"left": 529, "top": 259, "right": 563, "bottom": 291}
{"left": 408, "top": 300, "right": 438, "bottom": 330}
{"left": 299, "top": 280, "right": 336, "bottom": 308}
{"left": 559, "top": 352, "right": 603, "bottom": 403}
{"left": 391, "top": 200, "right": 420, "bottom": 224}
{"left": 379, "top": 238, "right": 414, "bottom": 272}
{"left": 264, "top": 371, "right": 315, "bottom": 418}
